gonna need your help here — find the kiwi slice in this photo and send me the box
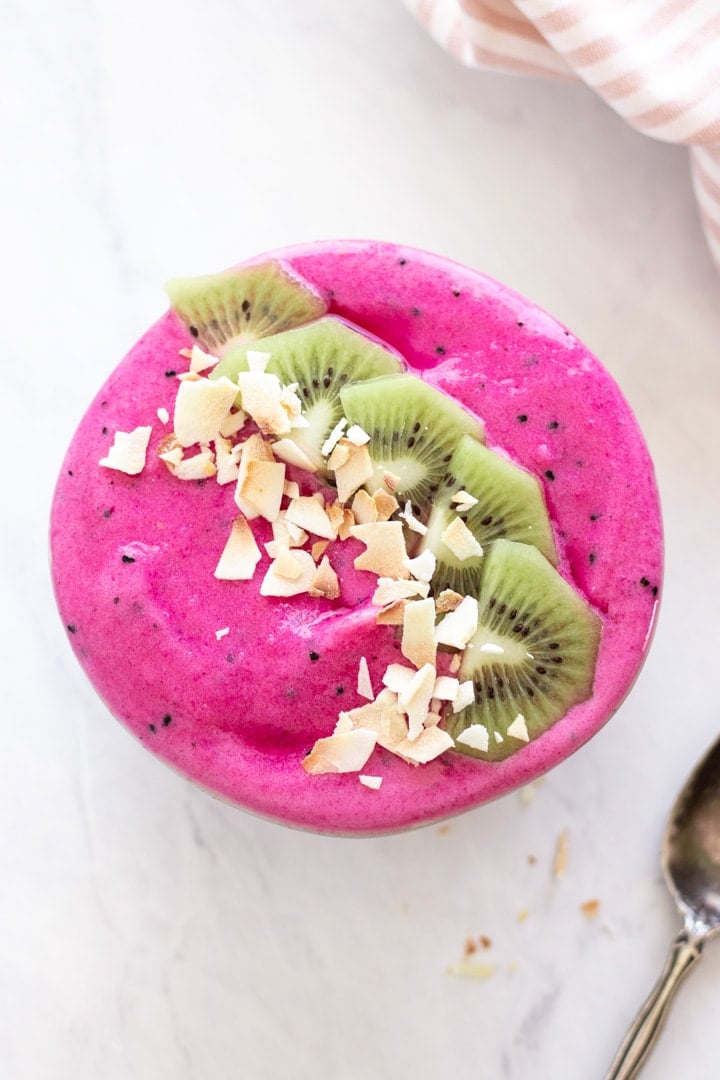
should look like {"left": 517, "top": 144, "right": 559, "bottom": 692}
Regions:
{"left": 339, "top": 374, "right": 485, "bottom": 510}
{"left": 165, "top": 261, "right": 327, "bottom": 356}
{"left": 445, "top": 540, "right": 601, "bottom": 762}
{"left": 212, "top": 317, "right": 404, "bottom": 470}
{"left": 421, "top": 434, "right": 557, "bottom": 594}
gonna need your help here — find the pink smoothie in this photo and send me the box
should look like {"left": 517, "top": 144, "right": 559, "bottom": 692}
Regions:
{"left": 50, "top": 240, "right": 662, "bottom": 834}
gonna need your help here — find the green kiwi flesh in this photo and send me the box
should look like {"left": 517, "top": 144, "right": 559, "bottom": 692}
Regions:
{"left": 421, "top": 434, "right": 557, "bottom": 594}
{"left": 445, "top": 539, "right": 601, "bottom": 762}
{"left": 212, "top": 317, "right": 404, "bottom": 470}
{"left": 165, "top": 261, "right": 327, "bottom": 356}
{"left": 339, "top": 374, "right": 485, "bottom": 509}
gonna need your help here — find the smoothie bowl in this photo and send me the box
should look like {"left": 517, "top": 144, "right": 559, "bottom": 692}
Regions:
{"left": 50, "top": 241, "right": 662, "bottom": 835}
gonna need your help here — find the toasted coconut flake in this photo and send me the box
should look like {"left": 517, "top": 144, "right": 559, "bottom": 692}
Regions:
{"left": 403, "top": 549, "right": 436, "bottom": 583}
{"left": 285, "top": 522, "right": 308, "bottom": 546}
{"left": 447, "top": 960, "right": 495, "bottom": 979}
{"left": 173, "top": 376, "right": 238, "bottom": 447}
{"left": 321, "top": 417, "right": 348, "bottom": 457}
{"left": 359, "top": 774, "right": 383, "bottom": 790}
{"left": 357, "top": 656, "right": 374, "bottom": 700}
{"left": 382, "top": 470, "right": 400, "bottom": 493}
{"left": 271, "top": 438, "right": 318, "bottom": 472}
{"left": 398, "top": 500, "right": 427, "bottom": 535}
{"left": 311, "top": 540, "right": 329, "bottom": 561}
{"left": 456, "top": 724, "right": 489, "bottom": 752}
{"left": 156, "top": 406, "right": 170, "bottom": 425}
{"left": 395, "top": 723, "right": 453, "bottom": 763}
{"left": 236, "top": 371, "right": 292, "bottom": 436}
{"left": 240, "top": 459, "right": 286, "bottom": 522}
{"left": 279, "top": 383, "right": 308, "bottom": 429}
{"left": 440, "top": 516, "right": 483, "bottom": 561}
{"left": 309, "top": 555, "right": 340, "bottom": 599}
{"left": 554, "top": 830, "right": 569, "bottom": 879}
{"left": 372, "top": 489, "right": 399, "bottom": 521}
{"left": 332, "top": 441, "right": 374, "bottom": 503}
{"left": 436, "top": 589, "right": 464, "bottom": 614}
{"left": 351, "top": 522, "right": 410, "bottom": 578}
{"left": 435, "top": 596, "right": 479, "bottom": 649}
{"left": 494, "top": 731, "right": 504, "bottom": 743}
{"left": 351, "top": 489, "right": 378, "bottom": 525}
{"left": 433, "top": 676, "right": 460, "bottom": 701}
{"left": 327, "top": 441, "right": 350, "bottom": 470}
{"left": 173, "top": 448, "right": 217, "bottom": 480}
{"left": 177, "top": 370, "right": 200, "bottom": 382}
{"left": 401, "top": 598, "right": 437, "bottom": 670}
{"left": 340, "top": 691, "right": 408, "bottom": 752}
{"left": 246, "top": 349, "right": 271, "bottom": 373}
{"left": 451, "top": 489, "right": 479, "bottom": 511}
{"left": 372, "top": 578, "right": 430, "bottom": 606}
{"left": 178, "top": 347, "right": 192, "bottom": 359}
{"left": 334, "top": 713, "right": 354, "bottom": 734}
{"left": 158, "top": 438, "right": 184, "bottom": 470}
{"left": 398, "top": 663, "right": 437, "bottom": 740}
{"left": 189, "top": 345, "right": 220, "bottom": 373}
{"left": 507, "top": 714, "right": 529, "bottom": 742}
{"left": 214, "top": 515, "right": 262, "bottom": 580}
{"left": 452, "top": 680, "right": 475, "bottom": 712}
{"left": 376, "top": 600, "right": 408, "bottom": 625}
{"left": 215, "top": 626, "right": 230, "bottom": 640}
{"left": 337, "top": 506, "right": 356, "bottom": 540}
{"left": 449, "top": 652, "right": 462, "bottom": 674}
{"left": 283, "top": 479, "right": 300, "bottom": 500}
{"left": 214, "top": 434, "right": 242, "bottom": 486}
{"left": 346, "top": 423, "right": 371, "bottom": 446}
{"left": 382, "top": 663, "right": 418, "bottom": 694}
{"left": 219, "top": 408, "right": 247, "bottom": 438}
{"left": 99, "top": 426, "right": 153, "bottom": 476}
{"left": 260, "top": 548, "right": 316, "bottom": 597}
{"left": 285, "top": 495, "right": 336, "bottom": 540}
{"left": 273, "top": 547, "right": 304, "bottom": 581}
{"left": 580, "top": 899, "right": 601, "bottom": 920}
{"left": 302, "top": 728, "right": 377, "bottom": 775}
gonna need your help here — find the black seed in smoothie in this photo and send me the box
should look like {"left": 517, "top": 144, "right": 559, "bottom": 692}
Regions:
{"left": 452, "top": 289, "right": 461, "bottom": 297}
{"left": 411, "top": 307, "right": 421, "bottom": 317}
{"left": 165, "top": 369, "right": 177, "bottom": 377}
{"left": 148, "top": 723, "right": 157, "bottom": 733}
{"left": 435, "top": 346, "right": 446, "bottom": 355}
{"left": 102, "top": 426, "right": 108, "bottom": 435}
{"left": 517, "top": 414, "right": 528, "bottom": 423}
{"left": 547, "top": 420, "right": 559, "bottom": 430}
{"left": 335, "top": 686, "right": 345, "bottom": 696}
{"left": 113, "top": 597, "right": 120, "bottom": 604}
{"left": 67, "top": 624, "right": 77, "bottom": 634}
{"left": 652, "top": 585, "right": 658, "bottom": 596}
{"left": 589, "top": 552, "right": 596, "bottom": 564}
{"left": 226, "top": 653, "right": 235, "bottom": 663}
{"left": 309, "top": 651, "right": 320, "bottom": 662}
{"left": 517, "top": 321, "right": 524, "bottom": 327}
{"left": 162, "top": 714, "right": 172, "bottom": 727}
{"left": 398, "top": 258, "right": 407, "bottom": 266}
{"left": 189, "top": 326, "right": 199, "bottom": 338}
{"left": 590, "top": 512, "right": 600, "bottom": 522}
{"left": 67, "top": 469, "right": 74, "bottom": 476}
{"left": 545, "top": 470, "right": 555, "bottom": 481}
{"left": 121, "top": 554, "right": 135, "bottom": 564}
{"left": 640, "top": 577, "right": 649, "bottom": 587}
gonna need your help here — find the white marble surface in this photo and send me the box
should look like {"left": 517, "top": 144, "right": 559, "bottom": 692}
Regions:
{"left": 3, "top": 2, "right": 720, "bottom": 1078}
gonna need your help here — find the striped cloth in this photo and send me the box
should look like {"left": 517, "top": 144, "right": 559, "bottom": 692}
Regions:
{"left": 404, "top": 0, "right": 720, "bottom": 270}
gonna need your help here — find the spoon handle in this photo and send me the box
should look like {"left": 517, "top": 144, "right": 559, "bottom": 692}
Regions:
{"left": 604, "top": 929, "right": 705, "bottom": 1080}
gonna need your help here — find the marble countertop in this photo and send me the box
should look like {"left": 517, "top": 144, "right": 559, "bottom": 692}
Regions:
{"left": 4, "top": 2, "right": 720, "bottom": 1078}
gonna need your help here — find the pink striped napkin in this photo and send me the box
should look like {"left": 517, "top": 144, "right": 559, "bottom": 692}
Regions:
{"left": 404, "top": 0, "right": 720, "bottom": 270}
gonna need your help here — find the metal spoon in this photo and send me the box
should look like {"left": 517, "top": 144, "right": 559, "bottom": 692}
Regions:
{"left": 605, "top": 734, "right": 720, "bottom": 1079}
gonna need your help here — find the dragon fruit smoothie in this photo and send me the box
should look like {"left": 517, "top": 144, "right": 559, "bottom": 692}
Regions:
{"left": 50, "top": 240, "right": 662, "bottom": 834}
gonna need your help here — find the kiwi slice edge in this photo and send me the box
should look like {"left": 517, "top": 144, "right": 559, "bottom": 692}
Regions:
{"left": 446, "top": 539, "right": 601, "bottom": 763}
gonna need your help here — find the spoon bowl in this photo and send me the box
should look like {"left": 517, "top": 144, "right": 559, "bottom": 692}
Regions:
{"left": 606, "top": 734, "right": 720, "bottom": 1079}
